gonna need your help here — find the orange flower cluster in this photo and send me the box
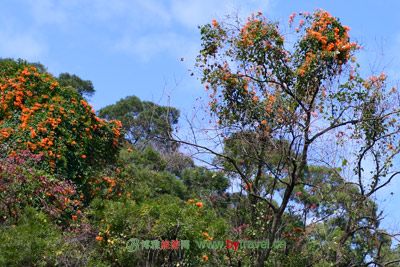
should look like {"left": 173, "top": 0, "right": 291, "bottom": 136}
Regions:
{"left": 0, "top": 64, "right": 122, "bottom": 177}
{"left": 363, "top": 73, "right": 387, "bottom": 90}
{"left": 187, "top": 199, "right": 204, "bottom": 208}
{"left": 265, "top": 94, "right": 276, "bottom": 114}
{"left": 298, "top": 10, "right": 358, "bottom": 76}
{"left": 289, "top": 13, "right": 296, "bottom": 25}
{"left": 244, "top": 182, "right": 253, "bottom": 191}
{"left": 241, "top": 19, "right": 263, "bottom": 47}
{"left": 196, "top": 202, "right": 204, "bottom": 208}
{"left": 0, "top": 127, "right": 12, "bottom": 139}
{"left": 202, "top": 255, "right": 209, "bottom": 262}
{"left": 202, "top": 231, "right": 213, "bottom": 241}
{"left": 239, "top": 13, "right": 283, "bottom": 50}
{"left": 240, "top": 17, "right": 270, "bottom": 48}
{"left": 112, "top": 120, "right": 122, "bottom": 146}
{"left": 103, "top": 176, "right": 117, "bottom": 193}
{"left": 87, "top": 175, "right": 124, "bottom": 199}
{"left": 307, "top": 11, "right": 356, "bottom": 55}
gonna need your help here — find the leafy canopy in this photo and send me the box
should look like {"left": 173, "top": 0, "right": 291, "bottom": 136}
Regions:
{"left": 98, "top": 95, "right": 179, "bottom": 151}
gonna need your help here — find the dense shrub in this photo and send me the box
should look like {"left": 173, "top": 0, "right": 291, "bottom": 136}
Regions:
{"left": 0, "top": 59, "right": 122, "bottom": 180}
{"left": 0, "top": 207, "right": 63, "bottom": 266}
{"left": 0, "top": 151, "right": 80, "bottom": 225}
{"left": 88, "top": 195, "right": 228, "bottom": 266}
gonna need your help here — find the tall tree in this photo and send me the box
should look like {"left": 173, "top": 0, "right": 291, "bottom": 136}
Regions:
{"left": 98, "top": 95, "right": 180, "bottom": 152}
{"left": 57, "top": 72, "right": 95, "bottom": 97}
{"left": 191, "top": 10, "right": 400, "bottom": 265}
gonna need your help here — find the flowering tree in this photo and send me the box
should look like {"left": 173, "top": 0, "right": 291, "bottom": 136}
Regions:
{"left": 0, "top": 59, "right": 122, "bottom": 180}
{"left": 98, "top": 95, "right": 180, "bottom": 152}
{"left": 194, "top": 10, "right": 400, "bottom": 265}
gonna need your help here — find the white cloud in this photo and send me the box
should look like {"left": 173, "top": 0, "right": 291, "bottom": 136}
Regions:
{"left": 170, "top": 0, "right": 270, "bottom": 29}
{"left": 138, "top": 0, "right": 172, "bottom": 25}
{"left": 1, "top": 0, "right": 273, "bottom": 63}
{"left": 82, "top": 0, "right": 173, "bottom": 30}
{"left": 110, "top": 0, "right": 272, "bottom": 60}
{"left": 170, "top": 0, "right": 223, "bottom": 29}
{"left": 114, "top": 32, "right": 196, "bottom": 62}
{"left": 27, "top": 0, "right": 69, "bottom": 25}
{"left": 0, "top": 29, "right": 45, "bottom": 61}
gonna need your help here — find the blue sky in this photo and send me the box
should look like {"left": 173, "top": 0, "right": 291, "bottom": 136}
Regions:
{"left": 2, "top": 0, "right": 400, "bottom": 230}
{"left": 3, "top": 0, "right": 400, "bottom": 110}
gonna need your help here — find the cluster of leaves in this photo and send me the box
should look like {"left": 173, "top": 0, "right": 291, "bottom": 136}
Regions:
{"left": 98, "top": 95, "right": 179, "bottom": 152}
{"left": 0, "top": 207, "right": 65, "bottom": 266}
{"left": 57, "top": 72, "right": 95, "bottom": 97}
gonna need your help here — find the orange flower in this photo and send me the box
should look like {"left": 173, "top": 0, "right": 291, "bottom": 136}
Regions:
{"left": 195, "top": 202, "right": 203, "bottom": 208}
{"left": 96, "top": 236, "right": 103, "bottom": 241}
{"left": 71, "top": 215, "right": 78, "bottom": 221}
{"left": 244, "top": 182, "right": 253, "bottom": 191}
{"left": 211, "top": 19, "right": 218, "bottom": 27}
{"left": 30, "top": 129, "right": 37, "bottom": 138}
{"left": 81, "top": 154, "right": 87, "bottom": 159}
{"left": 0, "top": 129, "right": 11, "bottom": 138}
{"left": 298, "top": 68, "right": 306, "bottom": 76}
{"left": 202, "top": 255, "right": 209, "bottom": 262}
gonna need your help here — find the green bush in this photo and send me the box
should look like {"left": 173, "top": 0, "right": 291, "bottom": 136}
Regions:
{"left": 0, "top": 207, "right": 63, "bottom": 266}
{"left": 88, "top": 195, "right": 228, "bottom": 266}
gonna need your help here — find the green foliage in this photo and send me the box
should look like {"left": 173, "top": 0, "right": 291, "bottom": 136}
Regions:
{"left": 98, "top": 95, "right": 180, "bottom": 151}
{"left": 58, "top": 72, "right": 95, "bottom": 97}
{"left": 116, "top": 146, "right": 187, "bottom": 201}
{"left": 181, "top": 167, "right": 229, "bottom": 196}
{"left": 88, "top": 195, "right": 228, "bottom": 266}
{"left": 0, "top": 58, "right": 46, "bottom": 77}
{"left": 0, "top": 207, "right": 63, "bottom": 266}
